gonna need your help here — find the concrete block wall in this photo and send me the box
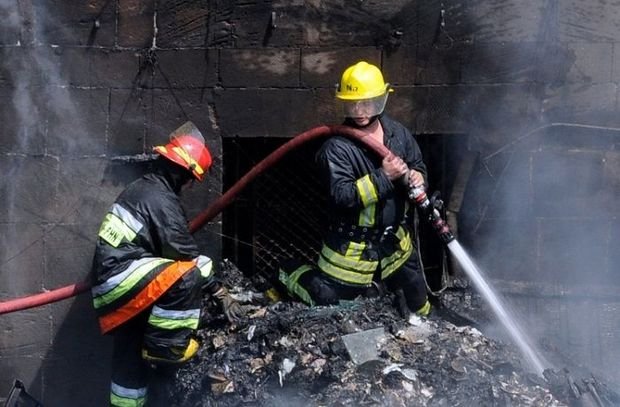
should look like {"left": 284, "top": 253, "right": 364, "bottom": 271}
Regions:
{"left": 0, "top": 0, "right": 619, "bottom": 404}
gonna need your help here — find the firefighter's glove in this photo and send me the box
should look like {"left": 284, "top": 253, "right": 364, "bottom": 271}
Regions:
{"left": 213, "top": 287, "right": 243, "bottom": 323}
{"left": 382, "top": 154, "right": 409, "bottom": 181}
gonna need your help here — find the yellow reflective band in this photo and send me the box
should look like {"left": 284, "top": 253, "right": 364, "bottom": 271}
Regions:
{"left": 110, "top": 393, "right": 146, "bottom": 407}
{"left": 318, "top": 256, "right": 375, "bottom": 285}
{"left": 380, "top": 229, "right": 413, "bottom": 279}
{"left": 416, "top": 300, "right": 431, "bottom": 316}
{"left": 171, "top": 146, "right": 204, "bottom": 176}
{"left": 358, "top": 203, "right": 375, "bottom": 227}
{"left": 93, "top": 258, "right": 171, "bottom": 308}
{"left": 320, "top": 244, "right": 377, "bottom": 272}
{"left": 110, "top": 382, "right": 147, "bottom": 407}
{"left": 278, "top": 266, "right": 315, "bottom": 306}
{"left": 345, "top": 240, "right": 366, "bottom": 258}
{"left": 98, "top": 213, "right": 137, "bottom": 247}
{"left": 356, "top": 174, "right": 378, "bottom": 206}
{"left": 147, "top": 314, "right": 199, "bottom": 330}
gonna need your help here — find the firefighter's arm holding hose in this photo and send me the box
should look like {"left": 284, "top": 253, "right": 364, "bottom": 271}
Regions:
{"left": 381, "top": 153, "right": 425, "bottom": 189}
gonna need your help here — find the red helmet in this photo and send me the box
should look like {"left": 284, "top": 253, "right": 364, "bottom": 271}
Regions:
{"left": 153, "top": 121, "right": 212, "bottom": 181}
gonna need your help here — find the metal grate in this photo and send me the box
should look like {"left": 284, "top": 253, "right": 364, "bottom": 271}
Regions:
{"left": 222, "top": 135, "right": 459, "bottom": 288}
{"left": 222, "top": 138, "right": 328, "bottom": 280}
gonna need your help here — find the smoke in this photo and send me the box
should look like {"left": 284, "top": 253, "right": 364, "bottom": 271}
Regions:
{"left": 0, "top": 1, "right": 93, "bottom": 269}
{"left": 465, "top": 121, "right": 620, "bottom": 384}
{"left": 445, "top": 1, "right": 620, "bottom": 386}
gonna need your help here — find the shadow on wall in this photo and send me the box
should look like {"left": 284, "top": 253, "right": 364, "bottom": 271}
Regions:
{"left": 38, "top": 295, "right": 112, "bottom": 406}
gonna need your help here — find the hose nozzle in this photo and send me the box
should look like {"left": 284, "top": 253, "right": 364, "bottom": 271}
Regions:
{"left": 409, "top": 186, "right": 455, "bottom": 244}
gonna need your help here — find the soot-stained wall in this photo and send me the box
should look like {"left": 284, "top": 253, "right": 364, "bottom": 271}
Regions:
{"left": 1, "top": 0, "right": 619, "bottom": 404}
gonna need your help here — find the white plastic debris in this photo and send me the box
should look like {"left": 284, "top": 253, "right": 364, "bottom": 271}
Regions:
{"left": 278, "top": 358, "right": 296, "bottom": 387}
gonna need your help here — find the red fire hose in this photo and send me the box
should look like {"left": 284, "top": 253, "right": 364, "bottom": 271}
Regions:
{"left": 0, "top": 125, "right": 390, "bottom": 315}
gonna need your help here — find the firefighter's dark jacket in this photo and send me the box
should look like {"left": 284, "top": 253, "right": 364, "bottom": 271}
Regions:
{"left": 316, "top": 115, "right": 427, "bottom": 229}
{"left": 311, "top": 115, "right": 427, "bottom": 287}
{"left": 91, "top": 171, "right": 217, "bottom": 291}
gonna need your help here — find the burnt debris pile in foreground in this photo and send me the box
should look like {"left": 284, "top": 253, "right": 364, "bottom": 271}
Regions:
{"left": 155, "top": 262, "right": 620, "bottom": 407}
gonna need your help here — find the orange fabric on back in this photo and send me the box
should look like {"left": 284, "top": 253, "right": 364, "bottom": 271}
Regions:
{"left": 98, "top": 260, "right": 196, "bottom": 334}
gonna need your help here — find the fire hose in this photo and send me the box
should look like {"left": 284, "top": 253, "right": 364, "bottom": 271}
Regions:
{"left": 0, "top": 124, "right": 454, "bottom": 315}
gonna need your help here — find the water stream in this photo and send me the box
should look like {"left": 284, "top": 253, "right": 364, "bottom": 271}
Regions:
{"left": 447, "top": 239, "right": 546, "bottom": 375}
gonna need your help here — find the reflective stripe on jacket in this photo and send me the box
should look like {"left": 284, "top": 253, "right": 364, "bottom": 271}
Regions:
{"left": 318, "top": 225, "right": 413, "bottom": 286}
{"left": 93, "top": 259, "right": 199, "bottom": 334}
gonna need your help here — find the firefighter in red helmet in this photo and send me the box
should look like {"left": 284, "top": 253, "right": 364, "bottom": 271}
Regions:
{"left": 91, "top": 121, "right": 242, "bottom": 407}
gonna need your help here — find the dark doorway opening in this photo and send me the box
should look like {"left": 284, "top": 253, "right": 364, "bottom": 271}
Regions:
{"left": 222, "top": 134, "right": 467, "bottom": 292}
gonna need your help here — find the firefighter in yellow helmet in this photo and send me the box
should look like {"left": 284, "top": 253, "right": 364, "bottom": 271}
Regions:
{"left": 278, "top": 61, "right": 431, "bottom": 318}
{"left": 91, "top": 121, "right": 243, "bottom": 407}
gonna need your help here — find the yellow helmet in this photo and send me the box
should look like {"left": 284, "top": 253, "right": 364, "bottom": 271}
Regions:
{"left": 335, "top": 61, "right": 392, "bottom": 119}
{"left": 336, "top": 61, "right": 390, "bottom": 100}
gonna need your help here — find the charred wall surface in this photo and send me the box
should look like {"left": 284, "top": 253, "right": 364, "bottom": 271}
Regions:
{"left": 0, "top": 0, "right": 619, "bottom": 405}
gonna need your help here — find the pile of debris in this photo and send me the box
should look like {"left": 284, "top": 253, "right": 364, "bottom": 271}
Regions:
{"left": 152, "top": 262, "right": 620, "bottom": 407}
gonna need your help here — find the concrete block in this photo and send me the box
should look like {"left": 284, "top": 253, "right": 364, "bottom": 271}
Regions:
{"left": 609, "top": 220, "right": 620, "bottom": 281}
{"left": 228, "top": 5, "right": 279, "bottom": 48}
{"left": 461, "top": 42, "right": 545, "bottom": 84}
{"left": 33, "top": 0, "right": 116, "bottom": 46}
{"left": 220, "top": 48, "right": 300, "bottom": 88}
{"left": 58, "top": 48, "right": 140, "bottom": 88}
{"left": 469, "top": 218, "right": 537, "bottom": 282}
{"left": 145, "top": 89, "right": 218, "bottom": 149}
{"left": 387, "top": 85, "right": 477, "bottom": 135}
{"left": 43, "top": 225, "right": 96, "bottom": 289}
{"left": 0, "top": 222, "right": 45, "bottom": 296}
{"left": 152, "top": 49, "right": 217, "bottom": 88}
{"left": 215, "top": 88, "right": 329, "bottom": 138}
{"left": 541, "top": 83, "right": 617, "bottom": 124}
{"left": 0, "top": 308, "right": 50, "bottom": 357}
{"left": 383, "top": 44, "right": 464, "bottom": 86}
{"left": 0, "top": 356, "right": 44, "bottom": 404}
{"left": 564, "top": 42, "right": 613, "bottom": 84}
{"left": 539, "top": 124, "right": 620, "bottom": 152}
{"left": 0, "top": 87, "right": 46, "bottom": 155}
{"left": 602, "top": 151, "right": 620, "bottom": 216}
{"left": 538, "top": 219, "right": 609, "bottom": 287}
{"left": 118, "top": 0, "right": 156, "bottom": 48}
{"left": 301, "top": 48, "right": 381, "bottom": 88}
{"left": 479, "top": 151, "right": 532, "bottom": 220}
{"left": 56, "top": 158, "right": 121, "bottom": 224}
{"left": 612, "top": 43, "right": 620, "bottom": 84}
{"left": 558, "top": 1, "right": 620, "bottom": 42}
{"left": 48, "top": 294, "right": 108, "bottom": 357}
{"left": 41, "top": 305, "right": 111, "bottom": 407}
{"left": 156, "top": 1, "right": 209, "bottom": 48}
{"left": 466, "top": 84, "right": 542, "bottom": 150}
{"left": 109, "top": 89, "right": 148, "bottom": 155}
{"left": 45, "top": 88, "right": 109, "bottom": 157}
{"left": 450, "top": 0, "right": 545, "bottom": 43}
{"left": 42, "top": 354, "right": 110, "bottom": 407}
{"left": 0, "top": 16, "right": 20, "bottom": 45}
{"left": 532, "top": 150, "right": 605, "bottom": 218}
{"left": 0, "top": 46, "right": 53, "bottom": 88}
{"left": 0, "top": 156, "right": 59, "bottom": 224}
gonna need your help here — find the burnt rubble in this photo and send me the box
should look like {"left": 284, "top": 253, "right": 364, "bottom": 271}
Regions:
{"left": 149, "top": 262, "right": 620, "bottom": 407}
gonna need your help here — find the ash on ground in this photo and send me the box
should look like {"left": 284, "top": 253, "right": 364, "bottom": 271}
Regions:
{"left": 151, "top": 261, "right": 620, "bottom": 407}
